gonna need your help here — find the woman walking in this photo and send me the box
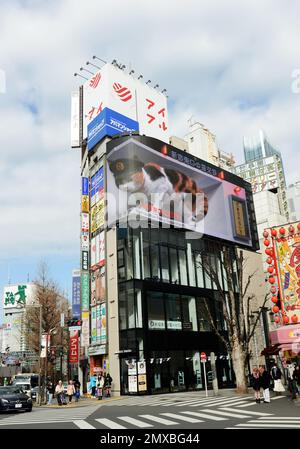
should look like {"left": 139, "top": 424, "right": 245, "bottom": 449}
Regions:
{"left": 251, "top": 368, "right": 261, "bottom": 403}
{"left": 293, "top": 365, "right": 300, "bottom": 395}
{"left": 271, "top": 363, "right": 285, "bottom": 395}
{"left": 55, "top": 380, "right": 64, "bottom": 406}
{"left": 67, "top": 380, "right": 75, "bottom": 403}
{"left": 96, "top": 374, "right": 105, "bottom": 400}
{"left": 104, "top": 373, "right": 113, "bottom": 397}
{"left": 259, "top": 366, "right": 271, "bottom": 403}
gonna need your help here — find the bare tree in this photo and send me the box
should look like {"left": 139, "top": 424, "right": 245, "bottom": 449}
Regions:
{"left": 199, "top": 245, "right": 268, "bottom": 393}
{"left": 23, "top": 262, "right": 70, "bottom": 383}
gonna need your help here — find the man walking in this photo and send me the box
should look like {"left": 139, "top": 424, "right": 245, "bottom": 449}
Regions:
{"left": 259, "top": 366, "right": 271, "bottom": 403}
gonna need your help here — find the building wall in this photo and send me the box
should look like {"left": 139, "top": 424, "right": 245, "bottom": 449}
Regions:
{"left": 184, "top": 122, "right": 219, "bottom": 166}
{"left": 106, "top": 227, "right": 121, "bottom": 395}
{"left": 287, "top": 182, "right": 300, "bottom": 222}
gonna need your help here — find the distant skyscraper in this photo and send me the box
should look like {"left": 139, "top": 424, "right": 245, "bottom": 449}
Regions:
{"left": 287, "top": 181, "right": 300, "bottom": 221}
{"left": 243, "top": 129, "right": 282, "bottom": 163}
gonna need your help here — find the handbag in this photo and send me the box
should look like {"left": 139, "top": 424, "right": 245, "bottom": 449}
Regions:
{"left": 274, "top": 379, "right": 285, "bottom": 392}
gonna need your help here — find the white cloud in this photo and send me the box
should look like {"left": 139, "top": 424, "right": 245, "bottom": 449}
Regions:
{"left": 0, "top": 0, "right": 300, "bottom": 268}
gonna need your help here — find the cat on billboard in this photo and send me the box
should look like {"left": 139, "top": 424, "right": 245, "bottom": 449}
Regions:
{"left": 106, "top": 135, "right": 253, "bottom": 247}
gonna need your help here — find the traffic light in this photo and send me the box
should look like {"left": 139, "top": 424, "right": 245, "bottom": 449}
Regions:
{"left": 67, "top": 319, "right": 82, "bottom": 327}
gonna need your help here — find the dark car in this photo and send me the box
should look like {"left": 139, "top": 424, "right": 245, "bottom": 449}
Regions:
{"left": 0, "top": 386, "right": 32, "bottom": 412}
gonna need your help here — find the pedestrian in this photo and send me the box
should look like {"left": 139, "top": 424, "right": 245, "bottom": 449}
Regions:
{"left": 47, "top": 380, "right": 55, "bottom": 405}
{"left": 96, "top": 374, "right": 105, "bottom": 400}
{"left": 104, "top": 373, "right": 113, "bottom": 397}
{"left": 73, "top": 377, "right": 81, "bottom": 402}
{"left": 89, "top": 373, "right": 97, "bottom": 398}
{"left": 271, "top": 363, "right": 285, "bottom": 395}
{"left": 285, "top": 361, "right": 297, "bottom": 400}
{"left": 55, "top": 380, "right": 64, "bottom": 406}
{"left": 251, "top": 367, "right": 261, "bottom": 403}
{"left": 292, "top": 365, "right": 300, "bottom": 395}
{"left": 67, "top": 380, "right": 75, "bottom": 403}
{"left": 259, "top": 365, "right": 271, "bottom": 403}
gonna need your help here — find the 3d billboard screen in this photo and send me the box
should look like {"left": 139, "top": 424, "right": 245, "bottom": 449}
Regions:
{"left": 106, "top": 136, "right": 257, "bottom": 248}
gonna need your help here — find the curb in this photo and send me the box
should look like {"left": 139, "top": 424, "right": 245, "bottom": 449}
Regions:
{"left": 35, "top": 396, "right": 125, "bottom": 409}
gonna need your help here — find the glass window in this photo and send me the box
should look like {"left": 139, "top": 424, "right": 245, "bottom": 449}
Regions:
{"left": 187, "top": 243, "right": 196, "bottom": 287}
{"left": 141, "top": 232, "right": 151, "bottom": 279}
{"left": 197, "top": 297, "right": 212, "bottom": 331}
{"left": 182, "top": 296, "right": 198, "bottom": 331}
{"left": 133, "top": 233, "right": 141, "bottom": 279}
{"left": 125, "top": 239, "right": 133, "bottom": 280}
{"left": 148, "top": 292, "right": 165, "bottom": 330}
{"left": 135, "top": 290, "right": 143, "bottom": 328}
{"left": 160, "top": 246, "right": 169, "bottom": 282}
{"left": 119, "top": 290, "right": 127, "bottom": 330}
{"left": 165, "top": 294, "right": 182, "bottom": 330}
{"left": 178, "top": 249, "right": 188, "bottom": 285}
{"left": 195, "top": 253, "right": 205, "bottom": 288}
{"left": 150, "top": 244, "right": 160, "bottom": 280}
{"left": 169, "top": 248, "right": 179, "bottom": 284}
{"left": 118, "top": 249, "right": 124, "bottom": 268}
{"left": 127, "top": 290, "right": 135, "bottom": 329}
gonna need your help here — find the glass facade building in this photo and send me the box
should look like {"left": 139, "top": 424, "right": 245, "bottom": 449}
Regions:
{"left": 117, "top": 226, "right": 238, "bottom": 394}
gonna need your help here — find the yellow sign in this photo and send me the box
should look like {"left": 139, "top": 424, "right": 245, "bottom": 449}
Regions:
{"left": 91, "top": 199, "right": 105, "bottom": 233}
{"left": 82, "top": 195, "right": 89, "bottom": 213}
{"left": 232, "top": 199, "right": 247, "bottom": 238}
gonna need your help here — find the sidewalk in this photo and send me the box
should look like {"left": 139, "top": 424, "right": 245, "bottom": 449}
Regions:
{"left": 35, "top": 395, "right": 124, "bottom": 409}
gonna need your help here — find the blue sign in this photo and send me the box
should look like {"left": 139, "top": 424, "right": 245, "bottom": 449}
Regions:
{"left": 72, "top": 275, "right": 81, "bottom": 318}
{"left": 87, "top": 107, "right": 139, "bottom": 151}
{"left": 82, "top": 177, "right": 89, "bottom": 196}
{"left": 90, "top": 167, "right": 104, "bottom": 198}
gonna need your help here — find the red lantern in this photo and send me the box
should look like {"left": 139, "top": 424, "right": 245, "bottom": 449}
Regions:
{"left": 291, "top": 315, "right": 298, "bottom": 323}
{"left": 286, "top": 305, "right": 291, "bottom": 311}
{"left": 297, "top": 223, "right": 300, "bottom": 231}
{"left": 263, "top": 231, "right": 269, "bottom": 238}
{"left": 265, "top": 248, "right": 272, "bottom": 256}
{"left": 289, "top": 225, "right": 295, "bottom": 234}
{"left": 272, "top": 305, "right": 279, "bottom": 313}
{"left": 264, "top": 239, "right": 270, "bottom": 247}
{"left": 283, "top": 315, "right": 290, "bottom": 324}
{"left": 274, "top": 316, "right": 280, "bottom": 324}
{"left": 267, "top": 266, "right": 274, "bottom": 274}
{"left": 271, "top": 296, "right": 278, "bottom": 303}
{"left": 279, "top": 227, "right": 286, "bottom": 235}
{"left": 266, "top": 257, "right": 273, "bottom": 264}
{"left": 269, "top": 277, "right": 275, "bottom": 284}
{"left": 271, "top": 229, "right": 277, "bottom": 237}
{"left": 270, "top": 286, "right": 277, "bottom": 294}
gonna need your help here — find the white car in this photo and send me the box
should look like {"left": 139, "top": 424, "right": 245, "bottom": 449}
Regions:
{"left": 14, "top": 383, "right": 32, "bottom": 398}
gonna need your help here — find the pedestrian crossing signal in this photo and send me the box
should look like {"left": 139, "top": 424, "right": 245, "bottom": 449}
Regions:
{"left": 67, "top": 319, "right": 82, "bottom": 327}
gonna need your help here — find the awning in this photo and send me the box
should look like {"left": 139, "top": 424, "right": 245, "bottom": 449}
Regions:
{"left": 260, "top": 343, "right": 281, "bottom": 356}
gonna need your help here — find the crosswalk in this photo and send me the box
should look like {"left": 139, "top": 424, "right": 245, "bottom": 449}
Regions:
{"left": 228, "top": 416, "right": 300, "bottom": 429}
{"left": 0, "top": 405, "right": 97, "bottom": 427}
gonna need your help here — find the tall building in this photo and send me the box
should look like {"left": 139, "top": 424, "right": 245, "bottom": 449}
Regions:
{"left": 243, "top": 129, "right": 282, "bottom": 163}
{"left": 71, "top": 62, "right": 259, "bottom": 395}
{"left": 287, "top": 181, "right": 300, "bottom": 222}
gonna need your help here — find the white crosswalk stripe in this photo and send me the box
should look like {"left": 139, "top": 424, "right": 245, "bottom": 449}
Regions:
{"left": 199, "top": 409, "right": 251, "bottom": 419}
{"left": 73, "top": 420, "right": 96, "bottom": 429}
{"left": 234, "top": 423, "right": 300, "bottom": 428}
{"left": 219, "top": 407, "right": 272, "bottom": 416}
{"left": 160, "top": 413, "right": 202, "bottom": 423}
{"left": 117, "top": 416, "right": 154, "bottom": 428}
{"left": 139, "top": 415, "right": 178, "bottom": 425}
{"left": 95, "top": 418, "right": 127, "bottom": 429}
{"left": 181, "top": 411, "right": 225, "bottom": 421}
{"left": 200, "top": 398, "right": 252, "bottom": 407}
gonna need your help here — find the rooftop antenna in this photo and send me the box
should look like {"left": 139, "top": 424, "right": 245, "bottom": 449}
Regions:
{"left": 120, "top": 64, "right": 126, "bottom": 70}
{"left": 137, "top": 74, "right": 143, "bottom": 80}
{"left": 74, "top": 72, "right": 88, "bottom": 81}
{"left": 154, "top": 84, "right": 159, "bottom": 89}
{"left": 80, "top": 66, "right": 95, "bottom": 75}
{"left": 86, "top": 61, "right": 101, "bottom": 70}
{"left": 93, "top": 56, "right": 107, "bottom": 64}
{"left": 161, "top": 88, "right": 167, "bottom": 94}
{"left": 146, "top": 80, "right": 151, "bottom": 85}
{"left": 129, "top": 69, "right": 135, "bottom": 75}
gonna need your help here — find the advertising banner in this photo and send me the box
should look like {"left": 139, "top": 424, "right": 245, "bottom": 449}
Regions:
{"left": 96, "top": 305, "right": 101, "bottom": 343}
{"left": 106, "top": 136, "right": 253, "bottom": 247}
{"left": 81, "top": 213, "right": 89, "bottom": 233}
{"left": 91, "top": 200, "right": 105, "bottom": 233}
{"left": 82, "top": 177, "right": 89, "bottom": 196}
{"left": 100, "top": 302, "right": 107, "bottom": 344}
{"left": 87, "top": 107, "right": 139, "bottom": 151}
{"left": 81, "top": 232, "right": 89, "bottom": 251}
{"left": 81, "top": 311, "right": 90, "bottom": 347}
{"left": 90, "top": 168, "right": 104, "bottom": 202}
{"left": 81, "top": 250, "right": 89, "bottom": 271}
{"left": 128, "top": 375, "right": 138, "bottom": 393}
{"left": 3, "top": 284, "right": 36, "bottom": 309}
{"left": 72, "top": 271, "right": 81, "bottom": 318}
{"left": 91, "top": 268, "right": 106, "bottom": 306}
{"left": 81, "top": 195, "right": 89, "bottom": 213}
{"left": 69, "top": 330, "right": 79, "bottom": 364}
{"left": 91, "top": 307, "right": 97, "bottom": 344}
{"left": 81, "top": 272, "right": 90, "bottom": 311}
{"left": 71, "top": 91, "right": 80, "bottom": 148}
{"left": 271, "top": 223, "right": 300, "bottom": 323}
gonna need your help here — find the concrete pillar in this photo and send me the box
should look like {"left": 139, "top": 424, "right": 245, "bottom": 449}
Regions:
{"left": 210, "top": 352, "right": 219, "bottom": 396}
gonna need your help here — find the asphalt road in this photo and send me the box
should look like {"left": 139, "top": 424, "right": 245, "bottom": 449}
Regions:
{"left": 0, "top": 392, "right": 299, "bottom": 429}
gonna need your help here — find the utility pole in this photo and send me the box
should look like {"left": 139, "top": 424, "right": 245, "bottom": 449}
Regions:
{"left": 37, "top": 305, "right": 42, "bottom": 406}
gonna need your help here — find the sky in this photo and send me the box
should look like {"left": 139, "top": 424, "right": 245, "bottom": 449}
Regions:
{"left": 1, "top": 0, "right": 300, "bottom": 323}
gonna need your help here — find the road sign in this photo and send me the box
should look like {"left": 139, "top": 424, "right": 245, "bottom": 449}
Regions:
{"left": 200, "top": 352, "right": 207, "bottom": 362}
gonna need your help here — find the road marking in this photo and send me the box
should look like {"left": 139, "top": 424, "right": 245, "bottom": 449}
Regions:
{"left": 161, "top": 413, "right": 202, "bottom": 423}
{"left": 118, "top": 416, "right": 153, "bottom": 428}
{"left": 254, "top": 420, "right": 300, "bottom": 424}
{"left": 73, "top": 420, "right": 96, "bottom": 429}
{"left": 236, "top": 402, "right": 258, "bottom": 407}
{"left": 219, "top": 407, "right": 272, "bottom": 416}
{"left": 234, "top": 423, "right": 300, "bottom": 428}
{"left": 181, "top": 411, "right": 225, "bottom": 421}
{"left": 95, "top": 418, "right": 126, "bottom": 429}
{"left": 271, "top": 396, "right": 285, "bottom": 400}
{"left": 202, "top": 398, "right": 251, "bottom": 407}
{"left": 139, "top": 415, "right": 178, "bottom": 425}
{"left": 199, "top": 409, "right": 251, "bottom": 419}
{"left": 258, "top": 417, "right": 300, "bottom": 420}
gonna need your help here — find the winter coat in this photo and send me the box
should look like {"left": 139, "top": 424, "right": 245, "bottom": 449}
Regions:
{"left": 55, "top": 384, "right": 64, "bottom": 395}
{"left": 293, "top": 368, "right": 300, "bottom": 385}
{"left": 251, "top": 374, "right": 260, "bottom": 391}
{"left": 271, "top": 366, "right": 282, "bottom": 380}
{"left": 67, "top": 384, "right": 75, "bottom": 395}
{"left": 260, "top": 371, "right": 271, "bottom": 389}
{"left": 105, "top": 375, "right": 113, "bottom": 387}
{"left": 97, "top": 377, "right": 105, "bottom": 389}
